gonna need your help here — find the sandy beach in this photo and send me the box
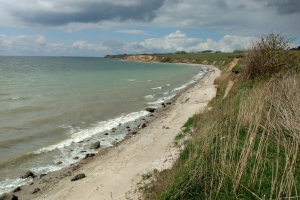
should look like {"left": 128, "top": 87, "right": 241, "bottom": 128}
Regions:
{"left": 9, "top": 65, "right": 220, "bottom": 200}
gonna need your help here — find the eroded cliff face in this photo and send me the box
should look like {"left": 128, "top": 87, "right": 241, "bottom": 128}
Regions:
{"left": 123, "top": 55, "right": 162, "bottom": 62}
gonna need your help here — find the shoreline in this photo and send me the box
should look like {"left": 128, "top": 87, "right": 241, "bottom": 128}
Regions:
{"left": 4, "top": 64, "right": 220, "bottom": 200}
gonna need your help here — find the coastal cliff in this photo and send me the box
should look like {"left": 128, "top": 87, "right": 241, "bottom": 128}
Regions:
{"left": 123, "top": 54, "right": 226, "bottom": 66}
{"left": 123, "top": 55, "right": 162, "bottom": 62}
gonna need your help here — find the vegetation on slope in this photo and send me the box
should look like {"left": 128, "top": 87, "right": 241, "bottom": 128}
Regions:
{"left": 140, "top": 32, "right": 300, "bottom": 199}
{"left": 158, "top": 52, "right": 237, "bottom": 61}
{"left": 107, "top": 51, "right": 239, "bottom": 66}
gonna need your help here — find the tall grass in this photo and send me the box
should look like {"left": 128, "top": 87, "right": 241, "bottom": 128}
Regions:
{"left": 142, "top": 32, "right": 300, "bottom": 200}
{"left": 152, "top": 72, "right": 300, "bottom": 200}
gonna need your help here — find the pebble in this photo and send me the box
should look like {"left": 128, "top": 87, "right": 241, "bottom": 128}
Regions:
{"left": 32, "top": 188, "right": 41, "bottom": 194}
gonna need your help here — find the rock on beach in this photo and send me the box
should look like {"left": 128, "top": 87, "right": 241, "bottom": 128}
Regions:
{"left": 32, "top": 188, "right": 40, "bottom": 194}
{"left": 0, "top": 193, "right": 18, "bottom": 200}
{"left": 71, "top": 173, "right": 86, "bottom": 181}
{"left": 12, "top": 187, "right": 21, "bottom": 193}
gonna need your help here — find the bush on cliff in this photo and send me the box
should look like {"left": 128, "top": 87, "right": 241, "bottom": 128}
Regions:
{"left": 243, "top": 32, "right": 299, "bottom": 80}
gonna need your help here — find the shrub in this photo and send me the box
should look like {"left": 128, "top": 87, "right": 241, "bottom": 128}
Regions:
{"left": 235, "top": 54, "right": 244, "bottom": 58}
{"left": 243, "top": 32, "right": 298, "bottom": 80}
{"left": 175, "top": 51, "right": 187, "bottom": 54}
{"left": 231, "top": 64, "right": 244, "bottom": 74}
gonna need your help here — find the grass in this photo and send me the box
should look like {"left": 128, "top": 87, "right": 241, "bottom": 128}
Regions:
{"left": 174, "top": 133, "right": 185, "bottom": 146}
{"left": 231, "top": 62, "right": 244, "bottom": 73}
{"left": 140, "top": 32, "right": 300, "bottom": 200}
{"left": 158, "top": 53, "right": 237, "bottom": 61}
{"left": 181, "top": 117, "right": 194, "bottom": 133}
{"left": 157, "top": 72, "right": 300, "bottom": 200}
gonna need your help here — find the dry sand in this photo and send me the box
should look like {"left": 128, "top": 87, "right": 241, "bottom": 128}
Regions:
{"left": 14, "top": 65, "right": 220, "bottom": 200}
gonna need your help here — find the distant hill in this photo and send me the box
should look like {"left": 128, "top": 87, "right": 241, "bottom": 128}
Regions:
{"left": 104, "top": 54, "right": 127, "bottom": 59}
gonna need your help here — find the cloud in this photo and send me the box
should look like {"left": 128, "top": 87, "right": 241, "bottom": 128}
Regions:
{"left": 115, "top": 29, "right": 147, "bottom": 35}
{"left": 264, "top": 0, "right": 300, "bottom": 15}
{"left": 140, "top": 30, "right": 202, "bottom": 52}
{"left": 165, "top": 30, "right": 187, "bottom": 39}
{"left": 0, "top": 34, "right": 108, "bottom": 56}
{"left": 139, "top": 31, "right": 252, "bottom": 53}
{"left": 71, "top": 41, "right": 109, "bottom": 52}
{"left": 0, "top": 34, "right": 52, "bottom": 54}
{"left": 0, "top": 0, "right": 299, "bottom": 37}
{"left": 3, "top": 0, "right": 165, "bottom": 26}
{"left": 151, "top": 0, "right": 300, "bottom": 36}
{"left": 0, "top": 31, "right": 252, "bottom": 56}
{"left": 187, "top": 35, "right": 253, "bottom": 52}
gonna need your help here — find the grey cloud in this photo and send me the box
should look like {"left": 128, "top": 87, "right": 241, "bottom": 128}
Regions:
{"left": 236, "top": 4, "right": 246, "bottom": 9}
{"left": 9, "top": 0, "right": 165, "bottom": 26}
{"left": 215, "top": 0, "right": 228, "bottom": 10}
{"left": 265, "top": 0, "right": 300, "bottom": 15}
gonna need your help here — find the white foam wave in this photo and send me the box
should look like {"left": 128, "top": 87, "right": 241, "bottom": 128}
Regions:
{"left": 31, "top": 165, "right": 62, "bottom": 175}
{"left": 172, "top": 67, "right": 208, "bottom": 92}
{"left": 173, "top": 84, "right": 188, "bottom": 92}
{"left": 166, "top": 84, "right": 171, "bottom": 87}
{"left": 34, "top": 110, "right": 149, "bottom": 154}
{"left": 0, "top": 177, "right": 32, "bottom": 195}
{"left": 147, "top": 95, "right": 176, "bottom": 105}
{"left": 144, "top": 95, "right": 154, "bottom": 99}
{"left": 11, "top": 97, "right": 20, "bottom": 100}
{"left": 127, "top": 79, "right": 136, "bottom": 81}
{"left": 152, "top": 86, "right": 162, "bottom": 90}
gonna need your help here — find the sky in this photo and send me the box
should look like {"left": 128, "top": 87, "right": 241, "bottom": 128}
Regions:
{"left": 0, "top": 0, "right": 299, "bottom": 57}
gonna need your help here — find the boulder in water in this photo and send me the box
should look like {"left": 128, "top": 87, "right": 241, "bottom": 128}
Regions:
{"left": 84, "top": 153, "right": 95, "bottom": 158}
{"left": 145, "top": 108, "right": 156, "bottom": 113}
{"left": 20, "top": 170, "right": 35, "bottom": 179}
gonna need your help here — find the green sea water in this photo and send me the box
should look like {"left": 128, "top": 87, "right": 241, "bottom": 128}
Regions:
{"left": 0, "top": 56, "right": 207, "bottom": 194}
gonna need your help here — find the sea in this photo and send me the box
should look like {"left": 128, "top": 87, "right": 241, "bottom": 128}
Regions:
{"left": 0, "top": 56, "right": 208, "bottom": 194}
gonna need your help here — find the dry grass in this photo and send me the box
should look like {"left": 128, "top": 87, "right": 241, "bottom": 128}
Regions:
{"left": 214, "top": 73, "right": 228, "bottom": 85}
{"left": 142, "top": 70, "right": 300, "bottom": 200}
{"left": 156, "top": 72, "right": 300, "bottom": 199}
